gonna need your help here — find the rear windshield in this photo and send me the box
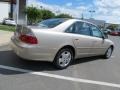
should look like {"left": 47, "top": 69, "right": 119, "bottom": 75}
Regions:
{"left": 37, "top": 18, "right": 68, "bottom": 28}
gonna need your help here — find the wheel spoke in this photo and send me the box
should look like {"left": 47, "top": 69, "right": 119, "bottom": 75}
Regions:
{"left": 58, "top": 51, "right": 72, "bottom": 67}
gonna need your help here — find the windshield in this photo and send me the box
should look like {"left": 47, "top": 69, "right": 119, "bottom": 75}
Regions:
{"left": 37, "top": 18, "right": 68, "bottom": 28}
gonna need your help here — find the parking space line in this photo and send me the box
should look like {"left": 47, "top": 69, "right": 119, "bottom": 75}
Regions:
{"left": 0, "top": 65, "right": 120, "bottom": 88}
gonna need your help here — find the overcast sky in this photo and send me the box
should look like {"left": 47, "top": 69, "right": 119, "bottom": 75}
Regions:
{"left": 28, "top": 0, "right": 120, "bottom": 24}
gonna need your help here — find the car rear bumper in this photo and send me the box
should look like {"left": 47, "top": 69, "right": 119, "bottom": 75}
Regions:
{"left": 11, "top": 37, "right": 56, "bottom": 62}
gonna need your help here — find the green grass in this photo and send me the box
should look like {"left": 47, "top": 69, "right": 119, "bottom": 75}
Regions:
{"left": 0, "top": 24, "right": 15, "bottom": 32}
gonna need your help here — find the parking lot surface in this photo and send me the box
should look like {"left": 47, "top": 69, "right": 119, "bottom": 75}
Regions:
{"left": 0, "top": 36, "right": 120, "bottom": 90}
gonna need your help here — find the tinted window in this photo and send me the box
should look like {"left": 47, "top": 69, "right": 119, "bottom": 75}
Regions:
{"left": 75, "top": 22, "right": 91, "bottom": 36}
{"left": 37, "top": 18, "right": 68, "bottom": 28}
{"left": 91, "top": 25, "right": 103, "bottom": 38}
{"left": 65, "top": 22, "right": 91, "bottom": 36}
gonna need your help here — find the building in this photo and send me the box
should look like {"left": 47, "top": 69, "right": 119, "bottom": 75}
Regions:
{"left": 0, "top": 0, "right": 26, "bottom": 25}
{"left": 0, "top": 2, "right": 9, "bottom": 23}
{"left": 0, "top": 0, "right": 16, "bottom": 22}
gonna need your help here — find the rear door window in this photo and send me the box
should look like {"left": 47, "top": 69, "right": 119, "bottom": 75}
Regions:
{"left": 65, "top": 21, "right": 92, "bottom": 36}
{"left": 75, "top": 22, "right": 91, "bottom": 36}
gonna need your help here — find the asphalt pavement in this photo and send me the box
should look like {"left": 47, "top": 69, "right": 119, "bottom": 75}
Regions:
{"left": 0, "top": 35, "right": 120, "bottom": 90}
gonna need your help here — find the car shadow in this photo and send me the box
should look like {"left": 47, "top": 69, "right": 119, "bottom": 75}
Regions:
{"left": 72, "top": 56, "right": 103, "bottom": 66}
{"left": 0, "top": 50, "right": 103, "bottom": 75}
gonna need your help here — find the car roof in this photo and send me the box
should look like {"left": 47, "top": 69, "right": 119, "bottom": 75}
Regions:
{"left": 67, "top": 18, "right": 98, "bottom": 27}
{"left": 48, "top": 18, "right": 97, "bottom": 26}
{"left": 40, "top": 18, "right": 98, "bottom": 27}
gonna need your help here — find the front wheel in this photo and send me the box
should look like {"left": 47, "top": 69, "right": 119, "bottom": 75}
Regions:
{"left": 103, "top": 46, "right": 113, "bottom": 59}
{"left": 53, "top": 48, "right": 74, "bottom": 69}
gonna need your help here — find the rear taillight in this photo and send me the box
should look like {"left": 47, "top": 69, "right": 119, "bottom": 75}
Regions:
{"left": 16, "top": 26, "right": 38, "bottom": 44}
{"left": 19, "top": 34, "right": 38, "bottom": 44}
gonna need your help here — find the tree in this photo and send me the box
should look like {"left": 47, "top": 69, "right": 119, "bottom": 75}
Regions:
{"left": 41, "top": 9, "right": 55, "bottom": 20}
{"left": 26, "top": 6, "right": 42, "bottom": 25}
{"left": 55, "top": 13, "right": 73, "bottom": 18}
{"left": 26, "top": 6, "right": 73, "bottom": 24}
{"left": 107, "top": 24, "right": 118, "bottom": 31}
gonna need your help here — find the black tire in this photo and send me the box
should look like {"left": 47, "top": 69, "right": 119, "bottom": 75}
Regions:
{"left": 103, "top": 46, "right": 113, "bottom": 59}
{"left": 53, "top": 48, "right": 74, "bottom": 69}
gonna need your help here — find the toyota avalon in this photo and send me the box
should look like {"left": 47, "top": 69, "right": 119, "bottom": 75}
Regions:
{"left": 11, "top": 18, "right": 114, "bottom": 69}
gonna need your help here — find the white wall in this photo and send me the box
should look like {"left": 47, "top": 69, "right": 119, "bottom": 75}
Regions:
{"left": 0, "top": 2, "right": 9, "bottom": 23}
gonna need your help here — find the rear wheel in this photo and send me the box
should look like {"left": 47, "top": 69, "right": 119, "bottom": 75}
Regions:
{"left": 53, "top": 48, "right": 74, "bottom": 69}
{"left": 103, "top": 46, "right": 113, "bottom": 59}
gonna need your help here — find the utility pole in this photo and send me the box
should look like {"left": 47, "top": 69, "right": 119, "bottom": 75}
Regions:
{"left": 81, "top": 13, "right": 84, "bottom": 20}
{"left": 16, "top": 0, "right": 27, "bottom": 25}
